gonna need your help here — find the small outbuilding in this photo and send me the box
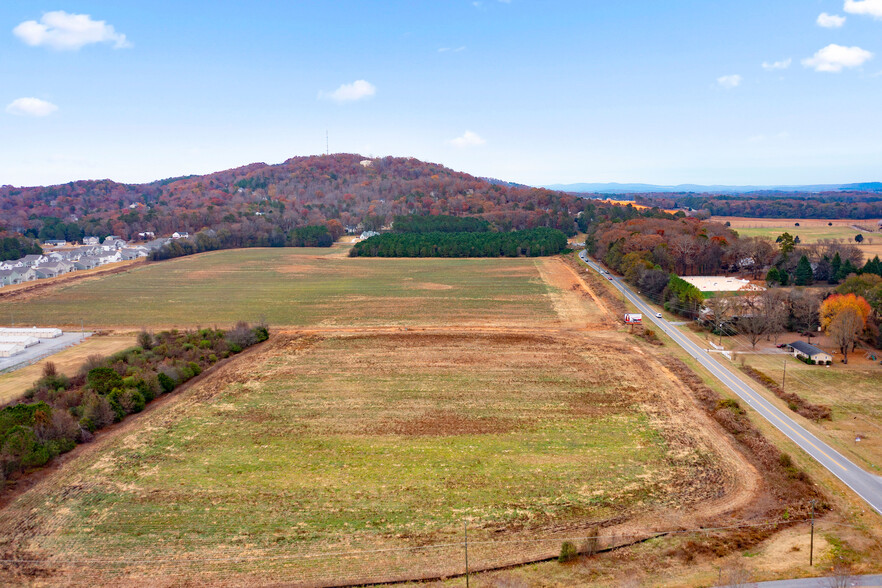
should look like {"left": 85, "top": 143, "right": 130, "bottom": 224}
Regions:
{"left": 787, "top": 341, "right": 832, "bottom": 365}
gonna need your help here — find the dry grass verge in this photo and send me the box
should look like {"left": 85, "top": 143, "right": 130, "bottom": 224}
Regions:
{"left": 741, "top": 365, "right": 832, "bottom": 421}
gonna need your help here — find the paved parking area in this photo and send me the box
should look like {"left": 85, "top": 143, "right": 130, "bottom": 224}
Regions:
{"left": 0, "top": 332, "right": 92, "bottom": 372}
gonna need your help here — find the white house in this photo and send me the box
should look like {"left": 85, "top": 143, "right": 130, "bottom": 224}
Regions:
{"left": 172, "top": 231, "right": 190, "bottom": 239}
{"left": 83, "top": 236, "right": 100, "bottom": 246}
{"left": 18, "top": 254, "right": 47, "bottom": 267}
{"left": 787, "top": 341, "right": 833, "bottom": 365}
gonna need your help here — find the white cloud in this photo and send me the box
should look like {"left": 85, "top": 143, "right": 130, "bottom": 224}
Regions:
{"left": 320, "top": 80, "right": 376, "bottom": 103}
{"left": 13, "top": 11, "right": 131, "bottom": 51}
{"left": 844, "top": 0, "right": 882, "bottom": 19}
{"left": 5, "top": 97, "right": 58, "bottom": 117}
{"left": 762, "top": 58, "right": 792, "bottom": 71}
{"left": 449, "top": 130, "right": 486, "bottom": 148}
{"left": 438, "top": 46, "right": 466, "bottom": 53}
{"left": 716, "top": 74, "right": 742, "bottom": 88}
{"left": 802, "top": 44, "right": 873, "bottom": 72}
{"left": 817, "top": 12, "right": 846, "bottom": 27}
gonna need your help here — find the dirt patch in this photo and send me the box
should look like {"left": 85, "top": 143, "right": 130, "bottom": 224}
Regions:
{"left": 378, "top": 409, "right": 518, "bottom": 436}
{"left": 409, "top": 282, "right": 454, "bottom": 290}
{"left": 534, "top": 257, "right": 613, "bottom": 327}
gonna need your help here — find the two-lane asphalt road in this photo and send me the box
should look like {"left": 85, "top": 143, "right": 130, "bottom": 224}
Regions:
{"left": 579, "top": 250, "right": 882, "bottom": 516}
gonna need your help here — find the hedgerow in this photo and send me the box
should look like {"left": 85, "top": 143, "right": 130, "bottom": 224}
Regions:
{"left": 0, "top": 322, "right": 268, "bottom": 486}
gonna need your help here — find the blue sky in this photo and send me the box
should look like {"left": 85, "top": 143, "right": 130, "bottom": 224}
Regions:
{"left": 2, "top": 1, "right": 882, "bottom": 187}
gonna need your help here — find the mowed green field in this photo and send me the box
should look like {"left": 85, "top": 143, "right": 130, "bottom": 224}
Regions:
{"left": 0, "top": 333, "right": 714, "bottom": 584}
{"left": 0, "top": 247, "right": 558, "bottom": 328}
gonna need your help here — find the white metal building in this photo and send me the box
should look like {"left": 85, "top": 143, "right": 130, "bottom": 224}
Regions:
{"left": 0, "top": 327, "right": 63, "bottom": 339}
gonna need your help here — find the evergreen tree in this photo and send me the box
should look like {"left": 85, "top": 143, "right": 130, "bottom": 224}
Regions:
{"left": 795, "top": 255, "right": 813, "bottom": 286}
{"left": 829, "top": 252, "right": 842, "bottom": 284}
{"left": 766, "top": 266, "right": 781, "bottom": 286}
{"left": 862, "top": 255, "right": 882, "bottom": 277}
{"left": 837, "top": 259, "right": 857, "bottom": 282}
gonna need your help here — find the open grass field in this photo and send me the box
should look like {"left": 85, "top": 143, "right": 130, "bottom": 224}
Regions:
{"left": 0, "top": 330, "right": 758, "bottom": 585}
{"left": 0, "top": 333, "right": 135, "bottom": 405}
{"left": 714, "top": 216, "right": 882, "bottom": 260}
{"left": 0, "top": 247, "right": 599, "bottom": 329}
{"left": 734, "top": 344, "right": 882, "bottom": 473}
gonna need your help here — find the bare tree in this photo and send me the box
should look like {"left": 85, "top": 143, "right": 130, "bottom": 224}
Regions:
{"left": 737, "top": 293, "right": 767, "bottom": 350}
{"left": 826, "top": 558, "right": 854, "bottom": 588}
{"left": 720, "top": 562, "right": 755, "bottom": 587}
{"left": 828, "top": 307, "right": 864, "bottom": 364}
{"left": 760, "top": 289, "right": 789, "bottom": 344}
{"left": 791, "top": 290, "right": 821, "bottom": 342}
{"left": 670, "top": 234, "right": 700, "bottom": 275}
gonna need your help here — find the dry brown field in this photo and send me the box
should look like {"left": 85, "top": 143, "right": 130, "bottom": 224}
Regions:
{"left": 0, "top": 329, "right": 766, "bottom": 586}
{"left": 0, "top": 249, "right": 878, "bottom": 586}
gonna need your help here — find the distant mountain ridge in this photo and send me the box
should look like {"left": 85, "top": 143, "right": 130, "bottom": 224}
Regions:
{"left": 544, "top": 182, "right": 882, "bottom": 194}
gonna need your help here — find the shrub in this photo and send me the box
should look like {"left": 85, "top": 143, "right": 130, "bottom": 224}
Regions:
{"left": 137, "top": 330, "right": 154, "bottom": 350}
{"left": 78, "top": 393, "right": 113, "bottom": 432}
{"left": 79, "top": 354, "right": 106, "bottom": 375}
{"left": 157, "top": 372, "right": 176, "bottom": 394}
{"left": 559, "top": 541, "right": 578, "bottom": 563}
{"left": 226, "top": 321, "right": 257, "bottom": 349}
{"left": 253, "top": 325, "right": 269, "bottom": 342}
{"left": 717, "top": 398, "right": 743, "bottom": 414}
{"left": 187, "top": 362, "right": 202, "bottom": 377}
{"left": 134, "top": 379, "right": 157, "bottom": 403}
{"left": 86, "top": 367, "right": 124, "bottom": 396}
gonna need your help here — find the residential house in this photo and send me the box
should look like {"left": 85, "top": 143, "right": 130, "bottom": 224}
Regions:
{"left": 74, "top": 256, "right": 100, "bottom": 270}
{"left": 172, "top": 231, "right": 190, "bottom": 239}
{"left": 18, "top": 254, "right": 47, "bottom": 267}
{"left": 83, "top": 236, "right": 100, "bottom": 246}
{"left": 787, "top": 341, "right": 833, "bottom": 365}
{"left": 120, "top": 247, "right": 148, "bottom": 260}
{"left": 0, "top": 269, "right": 17, "bottom": 287}
{"left": 33, "top": 267, "right": 57, "bottom": 279}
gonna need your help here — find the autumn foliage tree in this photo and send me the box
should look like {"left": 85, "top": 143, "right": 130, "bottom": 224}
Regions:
{"left": 820, "top": 293, "right": 872, "bottom": 363}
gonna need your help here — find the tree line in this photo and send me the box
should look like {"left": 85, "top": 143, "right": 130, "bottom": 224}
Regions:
{"left": 148, "top": 223, "right": 338, "bottom": 261}
{"left": 0, "top": 234, "right": 42, "bottom": 262}
{"left": 0, "top": 323, "right": 267, "bottom": 486}
{"left": 633, "top": 193, "right": 882, "bottom": 219}
{"left": 349, "top": 227, "right": 569, "bottom": 258}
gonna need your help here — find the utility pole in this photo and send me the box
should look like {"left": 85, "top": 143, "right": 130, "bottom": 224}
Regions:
{"left": 810, "top": 499, "right": 815, "bottom": 566}
{"left": 464, "top": 521, "right": 470, "bottom": 588}
{"left": 782, "top": 359, "right": 787, "bottom": 391}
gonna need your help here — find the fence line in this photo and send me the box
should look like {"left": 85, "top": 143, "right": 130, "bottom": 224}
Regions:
{"left": 0, "top": 516, "right": 829, "bottom": 587}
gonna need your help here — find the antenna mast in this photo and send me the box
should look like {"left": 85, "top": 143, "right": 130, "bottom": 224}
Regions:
{"left": 326, "top": 130, "right": 329, "bottom": 156}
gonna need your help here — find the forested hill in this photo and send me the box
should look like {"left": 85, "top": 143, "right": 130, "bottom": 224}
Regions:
{"left": 0, "top": 155, "right": 580, "bottom": 242}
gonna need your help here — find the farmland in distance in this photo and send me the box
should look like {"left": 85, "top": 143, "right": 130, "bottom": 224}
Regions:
{"left": 0, "top": 247, "right": 570, "bottom": 329}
